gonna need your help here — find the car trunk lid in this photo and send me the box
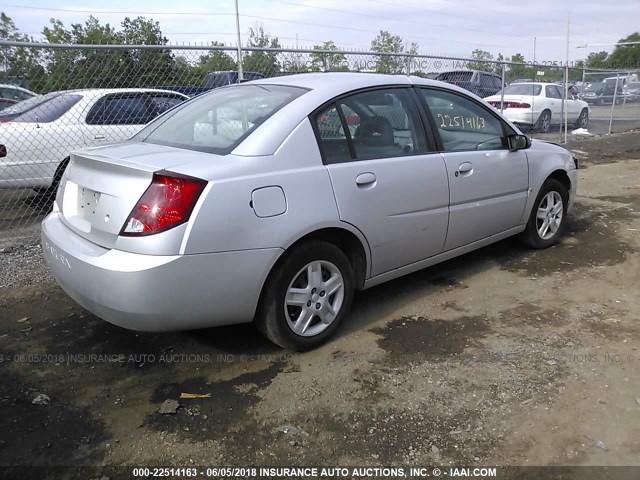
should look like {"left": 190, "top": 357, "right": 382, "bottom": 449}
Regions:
{"left": 56, "top": 142, "right": 195, "bottom": 249}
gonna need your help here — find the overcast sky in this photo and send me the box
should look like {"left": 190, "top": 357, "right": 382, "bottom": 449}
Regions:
{"left": 2, "top": 0, "right": 638, "bottom": 62}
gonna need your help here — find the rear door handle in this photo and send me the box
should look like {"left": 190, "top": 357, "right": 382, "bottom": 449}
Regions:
{"left": 356, "top": 172, "right": 376, "bottom": 188}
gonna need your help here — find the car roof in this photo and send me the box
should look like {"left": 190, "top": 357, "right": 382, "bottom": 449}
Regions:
{"left": 46, "top": 88, "right": 190, "bottom": 99}
{"left": 247, "top": 72, "right": 466, "bottom": 97}
{"left": 0, "top": 84, "right": 36, "bottom": 94}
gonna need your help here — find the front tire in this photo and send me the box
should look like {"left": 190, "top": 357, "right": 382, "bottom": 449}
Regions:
{"left": 575, "top": 108, "right": 589, "bottom": 128}
{"left": 519, "top": 178, "right": 568, "bottom": 249}
{"left": 256, "top": 240, "right": 354, "bottom": 351}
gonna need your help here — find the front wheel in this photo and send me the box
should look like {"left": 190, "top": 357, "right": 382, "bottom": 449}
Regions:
{"left": 256, "top": 240, "right": 354, "bottom": 351}
{"left": 519, "top": 178, "right": 568, "bottom": 249}
{"left": 575, "top": 108, "right": 589, "bottom": 128}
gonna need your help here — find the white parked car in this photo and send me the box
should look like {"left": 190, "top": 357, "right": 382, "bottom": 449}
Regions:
{"left": 484, "top": 82, "right": 589, "bottom": 132}
{"left": 0, "top": 88, "right": 188, "bottom": 190}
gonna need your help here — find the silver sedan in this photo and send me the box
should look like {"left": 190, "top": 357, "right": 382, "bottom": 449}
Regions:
{"left": 42, "top": 73, "right": 578, "bottom": 350}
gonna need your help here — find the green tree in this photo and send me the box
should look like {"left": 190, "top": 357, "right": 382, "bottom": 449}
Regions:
{"left": 606, "top": 33, "right": 640, "bottom": 68}
{"left": 310, "top": 41, "right": 347, "bottom": 71}
{"left": 494, "top": 53, "right": 505, "bottom": 76}
{"left": 0, "top": 12, "right": 45, "bottom": 90}
{"left": 370, "top": 30, "right": 406, "bottom": 74}
{"left": 585, "top": 51, "right": 609, "bottom": 69}
{"left": 199, "top": 42, "right": 237, "bottom": 74}
{"left": 467, "top": 49, "right": 494, "bottom": 72}
{"left": 242, "top": 25, "right": 281, "bottom": 75}
{"left": 507, "top": 53, "right": 533, "bottom": 81}
{"left": 42, "top": 16, "right": 125, "bottom": 90}
{"left": 120, "top": 16, "right": 175, "bottom": 87}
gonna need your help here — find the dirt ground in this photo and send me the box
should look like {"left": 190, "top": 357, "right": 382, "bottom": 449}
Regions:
{"left": 0, "top": 131, "right": 639, "bottom": 479}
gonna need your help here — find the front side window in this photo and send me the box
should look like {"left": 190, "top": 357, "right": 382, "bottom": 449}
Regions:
{"left": 133, "top": 84, "right": 307, "bottom": 154}
{"left": 314, "top": 88, "right": 428, "bottom": 164}
{"left": 419, "top": 88, "right": 507, "bottom": 152}
{"left": 13, "top": 94, "right": 82, "bottom": 123}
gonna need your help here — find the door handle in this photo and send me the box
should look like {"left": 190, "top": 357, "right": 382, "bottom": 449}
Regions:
{"left": 458, "top": 162, "right": 473, "bottom": 174}
{"left": 93, "top": 135, "right": 106, "bottom": 140}
{"left": 355, "top": 172, "right": 376, "bottom": 188}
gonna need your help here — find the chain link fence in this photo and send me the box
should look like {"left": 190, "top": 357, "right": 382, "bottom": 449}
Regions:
{"left": 1, "top": 40, "right": 639, "bottom": 246}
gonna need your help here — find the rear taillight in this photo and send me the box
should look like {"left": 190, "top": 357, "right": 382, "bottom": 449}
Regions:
{"left": 489, "top": 101, "right": 531, "bottom": 108}
{"left": 121, "top": 171, "right": 207, "bottom": 236}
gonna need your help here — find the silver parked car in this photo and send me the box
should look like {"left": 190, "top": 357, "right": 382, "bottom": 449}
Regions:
{"left": 42, "top": 73, "right": 578, "bottom": 350}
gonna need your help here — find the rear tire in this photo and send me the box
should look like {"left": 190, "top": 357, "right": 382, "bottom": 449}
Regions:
{"left": 518, "top": 178, "right": 568, "bottom": 249}
{"left": 256, "top": 240, "right": 354, "bottom": 351}
{"left": 43, "top": 157, "right": 70, "bottom": 203}
{"left": 536, "top": 110, "right": 551, "bottom": 132}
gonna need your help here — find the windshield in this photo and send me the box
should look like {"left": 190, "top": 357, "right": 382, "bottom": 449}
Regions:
{"left": 13, "top": 94, "right": 82, "bottom": 123}
{"left": 133, "top": 84, "right": 308, "bottom": 154}
{"left": 501, "top": 84, "right": 542, "bottom": 96}
{"left": 586, "top": 84, "right": 605, "bottom": 92}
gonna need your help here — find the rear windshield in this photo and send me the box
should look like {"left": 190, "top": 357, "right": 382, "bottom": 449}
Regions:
{"left": 436, "top": 71, "right": 473, "bottom": 82}
{"left": 13, "top": 94, "right": 82, "bottom": 123}
{"left": 502, "top": 84, "right": 542, "bottom": 96}
{"left": 0, "top": 92, "right": 60, "bottom": 117}
{"left": 134, "top": 84, "right": 308, "bottom": 154}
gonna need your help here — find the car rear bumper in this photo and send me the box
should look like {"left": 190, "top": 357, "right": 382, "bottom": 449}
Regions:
{"left": 500, "top": 109, "right": 540, "bottom": 126}
{"left": 42, "top": 212, "right": 283, "bottom": 332}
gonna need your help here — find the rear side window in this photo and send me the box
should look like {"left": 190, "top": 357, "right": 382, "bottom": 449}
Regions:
{"left": 314, "top": 88, "right": 429, "bottom": 164}
{"left": 545, "top": 85, "right": 562, "bottom": 99}
{"left": 436, "top": 71, "right": 473, "bottom": 83}
{"left": 87, "top": 95, "right": 155, "bottom": 125}
{"left": 134, "top": 84, "right": 307, "bottom": 154}
{"left": 13, "top": 94, "right": 82, "bottom": 123}
{"left": 148, "top": 95, "right": 186, "bottom": 115}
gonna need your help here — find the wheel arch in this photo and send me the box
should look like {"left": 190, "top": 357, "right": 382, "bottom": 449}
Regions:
{"left": 277, "top": 226, "right": 370, "bottom": 290}
{"left": 546, "top": 169, "right": 571, "bottom": 195}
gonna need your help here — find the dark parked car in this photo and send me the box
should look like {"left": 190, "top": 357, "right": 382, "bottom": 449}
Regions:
{"left": 435, "top": 70, "right": 504, "bottom": 98}
{"left": 582, "top": 82, "right": 623, "bottom": 105}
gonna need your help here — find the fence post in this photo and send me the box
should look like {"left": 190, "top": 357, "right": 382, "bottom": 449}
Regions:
{"left": 234, "top": 0, "right": 244, "bottom": 81}
{"left": 608, "top": 73, "right": 619, "bottom": 135}
{"left": 500, "top": 63, "right": 506, "bottom": 113}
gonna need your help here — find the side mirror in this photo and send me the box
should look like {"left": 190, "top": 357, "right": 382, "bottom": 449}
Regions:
{"left": 508, "top": 134, "right": 531, "bottom": 151}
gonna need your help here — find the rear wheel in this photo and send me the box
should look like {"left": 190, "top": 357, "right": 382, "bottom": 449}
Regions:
{"left": 518, "top": 178, "right": 568, "bottom": 249}
{"left": 256, "top": 240, "right": 354, "bottom": 351}
{"left": 42, "top": 157, "right": 70, "bottom": 203}
{"left": 536, "top": 110, "right": 551, "bottom": 132}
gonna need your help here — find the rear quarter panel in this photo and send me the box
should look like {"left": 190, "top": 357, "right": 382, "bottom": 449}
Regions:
{"left": 181, "top": 119, "right": 363, "bottom": 257}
